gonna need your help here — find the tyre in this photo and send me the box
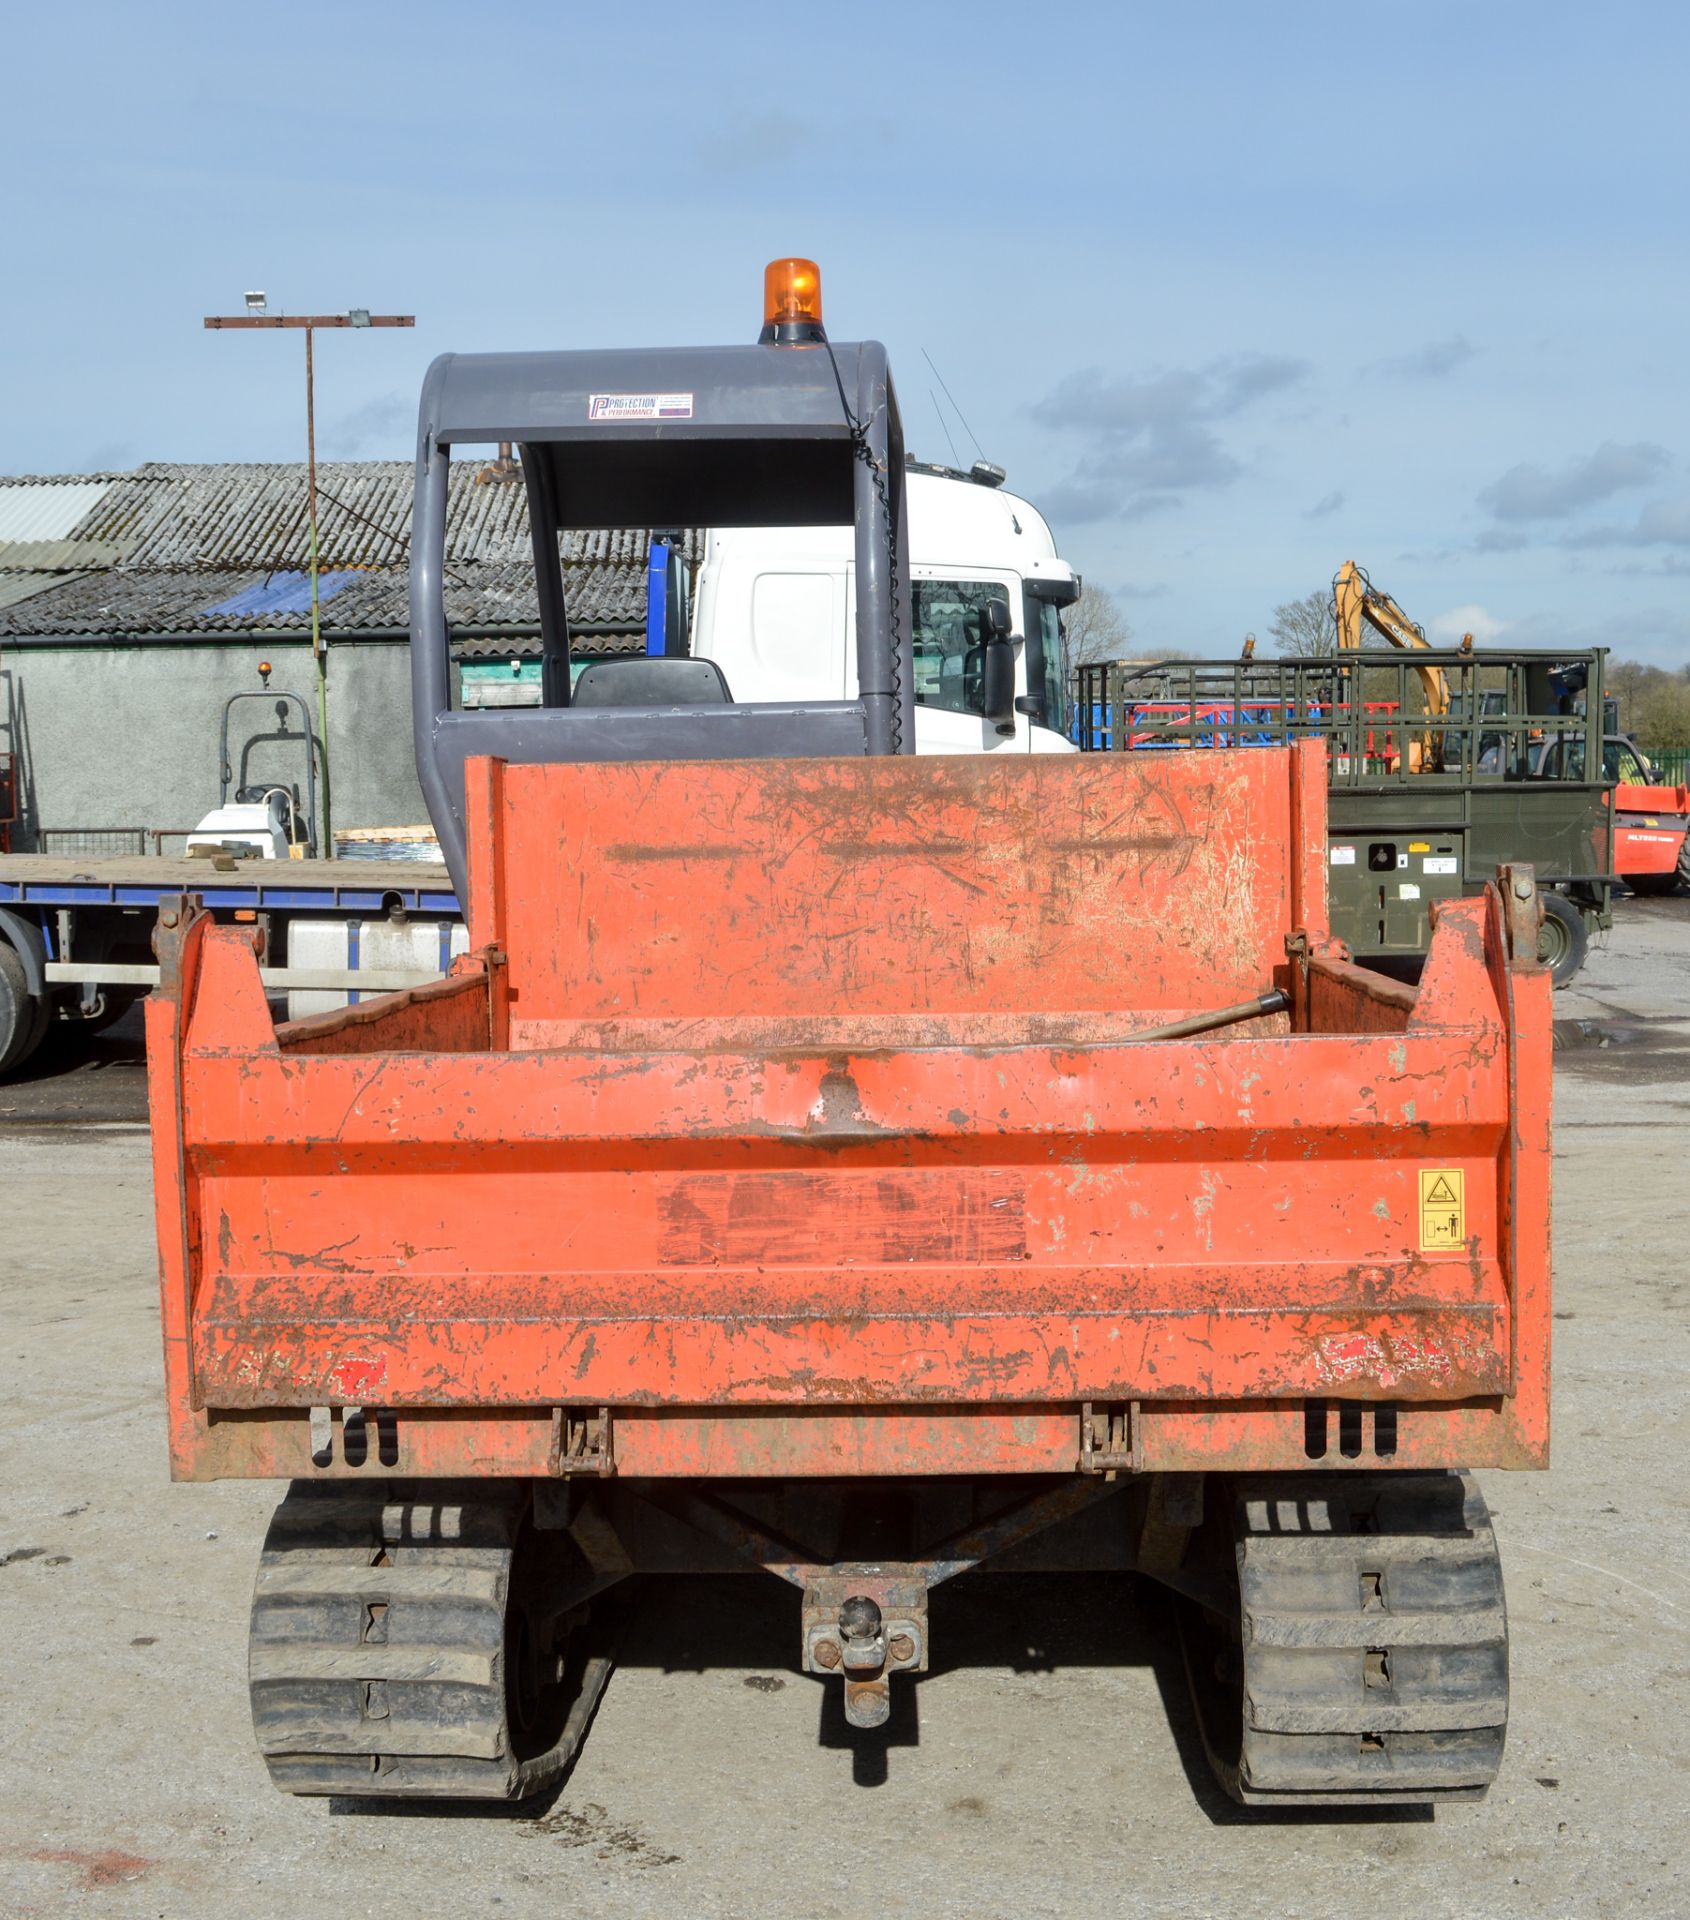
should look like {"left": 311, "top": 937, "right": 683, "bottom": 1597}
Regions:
{"left": 1680, "top": 833, "right": 1690, "bottom": 891}
{"left": 0, "top": 942, "right": 50, "bottom": 1076}
{"left": 1536, "top": 892, "right": 1588, "bottom": 988}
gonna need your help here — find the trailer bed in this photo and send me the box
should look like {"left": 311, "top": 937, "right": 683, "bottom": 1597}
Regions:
{"left": 0, "top": 854, "right": 456, "bottom": 910}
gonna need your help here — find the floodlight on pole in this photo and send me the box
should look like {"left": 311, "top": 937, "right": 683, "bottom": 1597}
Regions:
{"left": 203, "top": 303, "right": 416, "bottom": 860}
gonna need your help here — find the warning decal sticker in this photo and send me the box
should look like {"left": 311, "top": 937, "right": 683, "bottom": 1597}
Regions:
{"left": 588, "top": 392, "right": 695, "bottom": 421}
{"left": 1419, "top": 1168, "right": 1465, "bottom": 1251}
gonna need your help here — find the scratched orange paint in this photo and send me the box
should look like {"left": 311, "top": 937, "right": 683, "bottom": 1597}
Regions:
{"left": 146, "top": 743, "right": 1552, "bottom": 1482}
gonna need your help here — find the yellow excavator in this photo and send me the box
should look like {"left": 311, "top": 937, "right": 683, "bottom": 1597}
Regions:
{"left": 1331, "top": 559, "right": 1467, "bottom": 770}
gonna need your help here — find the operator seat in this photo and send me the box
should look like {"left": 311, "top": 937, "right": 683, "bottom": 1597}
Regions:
{"left": 571, "top": 658, "right": 733, "bottom": 708}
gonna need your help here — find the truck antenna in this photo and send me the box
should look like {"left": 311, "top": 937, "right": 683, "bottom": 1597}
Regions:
{"left": 922, "top": 348, "right": 985, "bottom": 461}
{"left": 928, "top": 388, "right": 962, "bottom": 468}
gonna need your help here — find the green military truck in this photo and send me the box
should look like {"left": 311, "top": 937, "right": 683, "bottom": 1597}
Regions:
{"left": 1076, "top": 648, "right": 1613, "bottom": 986}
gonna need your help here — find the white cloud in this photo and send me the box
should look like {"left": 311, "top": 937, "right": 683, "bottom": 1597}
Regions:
{"left": 1034, "top": 352, "right": 1310, "bottom": 523}
{"left": 1478, "top": 441, "right": 1669, "bottom": 522}
{"left": 1429, "top": 604, "right": 1507, "bottom": 643}
{"left": 322, "top": 391, "right": 410, "bottom": 459}
{"left": 1379, "top": 336, "right": 1477, "bottom": 381}
{"left": 1560, "top": 494, "right": 1690, "bottom": 550}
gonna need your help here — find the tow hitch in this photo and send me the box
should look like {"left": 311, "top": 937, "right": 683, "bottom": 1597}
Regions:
{"left": 803, "top": 1580, "right": 929, "bottom": 1728}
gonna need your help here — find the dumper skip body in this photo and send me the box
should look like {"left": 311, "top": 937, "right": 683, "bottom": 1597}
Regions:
{"left": 149, "top": 743, "right": 1549, "bottom": 1805}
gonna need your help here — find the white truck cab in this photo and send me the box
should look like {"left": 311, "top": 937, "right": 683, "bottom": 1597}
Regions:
{"left": 689, "top": 462, "right": 1079, "bottom": 752}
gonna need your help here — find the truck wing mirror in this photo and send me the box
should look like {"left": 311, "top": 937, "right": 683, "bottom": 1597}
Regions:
{"left": 1026, "top": 574, "right": 1081, "bottom": 610}
{"left": 982, "top": 598, "right": 1016, "bottom": 730}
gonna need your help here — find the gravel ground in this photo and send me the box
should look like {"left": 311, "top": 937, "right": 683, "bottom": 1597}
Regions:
{"left": 2, "top": 893, "right": 1687, "bottom": 1919}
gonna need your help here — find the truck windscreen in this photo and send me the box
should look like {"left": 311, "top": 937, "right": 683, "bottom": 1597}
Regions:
{"left": 1025, "top": 593, "right": 1066, "bottom": 735}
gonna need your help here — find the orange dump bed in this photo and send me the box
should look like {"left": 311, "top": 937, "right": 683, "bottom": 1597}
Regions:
{"left": 148, "top": 743, "right": 1550, "bottom": 1484}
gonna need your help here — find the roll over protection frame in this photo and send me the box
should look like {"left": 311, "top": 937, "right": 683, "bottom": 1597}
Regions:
{"left": 409, "top": 339, "right": 915, "bottom": 897}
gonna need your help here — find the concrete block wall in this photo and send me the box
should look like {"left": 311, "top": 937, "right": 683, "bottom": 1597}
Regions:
{"left": 0, "top": 639, "right": 427, "bottom": 851}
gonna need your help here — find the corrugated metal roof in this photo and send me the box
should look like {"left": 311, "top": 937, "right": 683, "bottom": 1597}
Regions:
{"left": 0, "top": 558, "right": 649, "bottom": 640}
{"left": 65, "top": 462, "right": 676, "bottom": 571}
{"left": 454, "top": 630, "right": 644, "bottom": 660}
{"left": 0, "top": 539, "right": 125, "bottom": 569}
{"left": 0, "top": 571, "right": 88, "bottom": 613}
{"left": 0, "top": 459, "right": 699, "bottom": 642}
{"left": 0, "top": 478, "right": 116, "bottom": 546}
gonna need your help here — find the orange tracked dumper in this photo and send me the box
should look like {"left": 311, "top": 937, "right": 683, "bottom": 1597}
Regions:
{"left": 147, "top": 267, "right": 1551, "bottom": 1809}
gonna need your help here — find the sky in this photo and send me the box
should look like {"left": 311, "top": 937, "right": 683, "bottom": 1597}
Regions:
{"left": 4, "top": 0, "right": 1687, "bottom": 662}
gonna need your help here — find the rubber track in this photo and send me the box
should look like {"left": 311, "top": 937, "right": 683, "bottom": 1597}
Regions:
{"left": 248, "top": 1483, "right": 614, "bottom": 1801}
{"left": 1187, "top": 1471, "right": 1508, "bottom": 1805}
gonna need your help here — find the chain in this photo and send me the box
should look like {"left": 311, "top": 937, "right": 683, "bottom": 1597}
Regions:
{"left": 851, "top": 430, "right": 904, "bottom": 753}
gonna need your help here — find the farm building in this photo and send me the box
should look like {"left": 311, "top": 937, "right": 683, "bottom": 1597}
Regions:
{"left": 0, "top": 461, "right": 676, "bottom": 853}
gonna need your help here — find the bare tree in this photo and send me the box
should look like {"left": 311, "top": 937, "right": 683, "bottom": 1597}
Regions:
{"left": 1634, "top": 678, "right": 1690, "bottom": 752}
{"left": 1270, "top": 588, "right": 1337, "bottom": 657}
{"left": 1062, "top": 584, "right": 1133, "bottom": 677}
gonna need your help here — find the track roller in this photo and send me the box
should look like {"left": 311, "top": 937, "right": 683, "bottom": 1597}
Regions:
{"left": 248, "top": 1481, "right": 622, "bottom": 1800}
{"left": 1175, "top": 1471, "right": 1507, "bottom": 1806}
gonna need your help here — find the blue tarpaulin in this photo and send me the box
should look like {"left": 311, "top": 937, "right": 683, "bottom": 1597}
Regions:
{"left": 200, "top": 570, "right": 358, "bottom": 619}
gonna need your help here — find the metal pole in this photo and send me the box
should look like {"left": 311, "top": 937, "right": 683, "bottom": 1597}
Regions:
{"left": 304, "top": 324, "right": 332, "bottom": 858}
{"left": 205, "top": 309, "right": 414, "bottom": 857}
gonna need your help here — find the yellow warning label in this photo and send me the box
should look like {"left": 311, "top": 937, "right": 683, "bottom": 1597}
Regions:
{"left": 1408, "top": 840, "right": 1431, "bottom": 853}
{"left": 1419, "top": 1169, "right": 1465, "bottom": 1251}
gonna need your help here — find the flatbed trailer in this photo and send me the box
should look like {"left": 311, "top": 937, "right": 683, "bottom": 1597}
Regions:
{"left": 0, "top": 854, "right": 460, "bottom": 1075}
{"left": 144, "top": 287, "right": 1553, "bottom": 1812}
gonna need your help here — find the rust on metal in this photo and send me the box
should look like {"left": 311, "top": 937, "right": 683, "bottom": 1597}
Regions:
{"left": 146, "top": 745, "right": 1550, "bottom": 1483}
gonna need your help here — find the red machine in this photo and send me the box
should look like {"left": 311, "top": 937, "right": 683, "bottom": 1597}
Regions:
{"left": 147, "top": 289, "right": 1552, "bottom": 1810}
{"left": 1611, "top": 773, "right": 1690, "bottom": 894}
{"left": 1535, "top": 729, "right": 1689, "bottom": 894}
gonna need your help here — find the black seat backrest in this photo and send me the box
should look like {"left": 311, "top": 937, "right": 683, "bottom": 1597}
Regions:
{"left": 571, "top": 657, "right": 733, "bottom": 708}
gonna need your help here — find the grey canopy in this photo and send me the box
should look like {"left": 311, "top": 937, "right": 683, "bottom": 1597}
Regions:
{"left": 409, "top": 339, "right": 915, "bottom": 894}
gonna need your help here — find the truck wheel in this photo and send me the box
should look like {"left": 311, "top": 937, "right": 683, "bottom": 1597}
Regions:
{"left": 1679, "top": 834, "right": 1690, "bottom": 890}
{"left": 1536, "top": 892, "right": 1587, "bottom": 988}
{"left": 0, "top": 942, "right": 50, "bottom": 1076}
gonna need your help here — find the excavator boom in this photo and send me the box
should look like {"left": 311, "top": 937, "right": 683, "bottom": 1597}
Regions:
{"left": 1333, "top": 558, "right": 1454, "bottom": 718}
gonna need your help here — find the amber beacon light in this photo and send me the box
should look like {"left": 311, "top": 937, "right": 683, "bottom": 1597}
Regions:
{"left": 760, "top": 257, "right": 826, "bottom": 345}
